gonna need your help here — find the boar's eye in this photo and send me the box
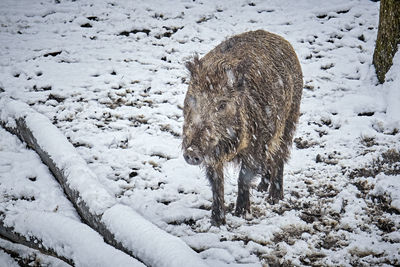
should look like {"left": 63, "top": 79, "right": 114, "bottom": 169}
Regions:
{"left": 217, "top": 101, "right": 227, "bottom": 111}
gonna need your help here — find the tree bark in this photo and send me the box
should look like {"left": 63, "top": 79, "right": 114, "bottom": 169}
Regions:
{"left": 373, "top": 0, "right": 400, "bottom": 83}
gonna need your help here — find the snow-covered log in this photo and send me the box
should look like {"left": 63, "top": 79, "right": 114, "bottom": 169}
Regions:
{"left": 0, "top": 211, "right": 142, "bottom": 266}
{"left": 0, "top": 97, "right": 208, "bottom": 267}
{"left": 0, "top": 237, "right": 70, "bottom": 267}
{"left": 0, "top": 217, "right": 72, "bottom": 266}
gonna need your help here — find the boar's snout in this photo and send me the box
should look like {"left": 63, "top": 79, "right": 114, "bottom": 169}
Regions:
{"left": 183, "top": 146, "right": 203, "bottom": 165}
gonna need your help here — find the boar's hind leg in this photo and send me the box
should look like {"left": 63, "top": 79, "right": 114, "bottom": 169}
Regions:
{"left": 257, "top": 172, "right": 270, "bottom": 192}
{"left": 267, "top": 160, "right": 284, "bottom": 204}
{"left": 206, "top": 165, "right": 226, "bottom": 226}
{"left": 235, "top": 164, "right": 255, "bottom": 217}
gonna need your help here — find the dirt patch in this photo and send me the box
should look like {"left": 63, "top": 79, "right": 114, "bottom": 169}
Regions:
{"left": 294, "top": 137, "right": 318, "bottom": 149}
{"left": 349, "top": 148, "right": 400, "bottom": 179}
{"left": 272, "top": 225, "right": 311, "bottom": 245}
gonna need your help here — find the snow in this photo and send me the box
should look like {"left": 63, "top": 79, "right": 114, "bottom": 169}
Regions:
{"left": 1, "top": 0, "right": 400, "bottom": 266}
{"left": 0, "top": 250, "right": 19, "bottom": 267}
{"left": 383, "top": 45, "right": 400, "bottom": 130}
{"left": 372, "top": 174, "right": 400, "bottom": 212}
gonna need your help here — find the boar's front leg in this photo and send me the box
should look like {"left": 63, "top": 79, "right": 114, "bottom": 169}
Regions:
{"left": 235, "top": 163, "right": 255, "bottom": 217}
{"left": 206, "top": 164, "right": 226, "bottom": 226}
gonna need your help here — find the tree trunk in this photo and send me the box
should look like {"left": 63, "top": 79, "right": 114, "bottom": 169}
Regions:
{"left": 373, "top": 0, "right": 400, "bottom": 83}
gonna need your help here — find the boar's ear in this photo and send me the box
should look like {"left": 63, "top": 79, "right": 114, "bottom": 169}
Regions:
{"left": 237, "top": 74, "right": 245, "bottom": 91}
{"left": 234, "top": 69, "right": 246, "bottom": 91}
{"left": 235, "top": 58, "right": 251, "bottom": 91}
{"left": 185, "top": 54, "right": 201, "bottom": 78}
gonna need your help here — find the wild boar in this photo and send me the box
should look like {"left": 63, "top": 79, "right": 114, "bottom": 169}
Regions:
{"left": 182, "top": 30, "right": 303, "bottom": 226}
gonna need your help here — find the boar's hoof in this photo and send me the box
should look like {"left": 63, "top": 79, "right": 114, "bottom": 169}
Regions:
{"left": 267, "top": 197, "right": 280, "bottom": 205}
{"left": 211, "top": 213, "right": 226, "bottom": 226}
{"left": 234, "top": 205, "right": 250, "bottom": 217}
{"left": 234, "top": 194, "right": 251, "bottom": 217}
{"left": 267, "top": 188, "right": 283, "bottom": 205}
{"left": 211, "top": 217, "right": 226, "bottom": 227}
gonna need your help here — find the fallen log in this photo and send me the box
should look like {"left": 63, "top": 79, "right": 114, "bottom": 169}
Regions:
{"left": 0, "top": 217, "right": 72, "bottom": 266}
{"left": 0, "top": 211, "right": 142, "bottom": 266}
{"left": 0, "top": 97, "right": 208, "bottom": 267}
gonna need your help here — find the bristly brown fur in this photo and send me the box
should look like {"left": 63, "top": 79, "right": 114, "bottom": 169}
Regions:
{"left": 185, "top": 54, "right": 201, "bottom": 78}
{"left": 182, "top": 30, "right": 303, "bottom": 226}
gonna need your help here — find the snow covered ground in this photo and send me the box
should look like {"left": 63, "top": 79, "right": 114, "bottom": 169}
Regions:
{"left": 0, "top": 0, "right": 399, "bottom": 266}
